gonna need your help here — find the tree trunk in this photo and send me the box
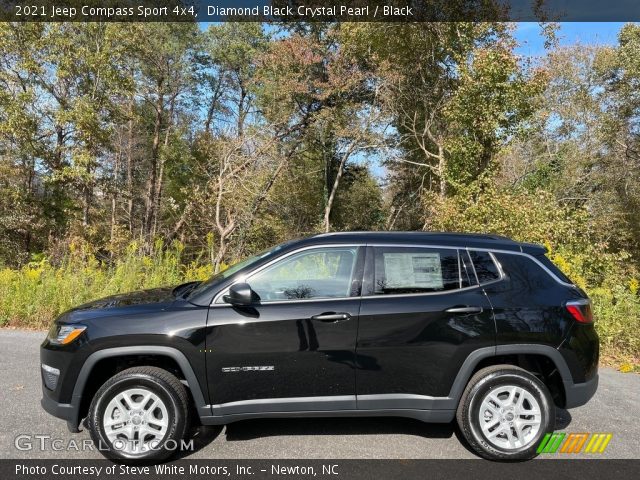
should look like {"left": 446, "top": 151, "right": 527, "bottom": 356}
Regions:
{"left": 152, "top": 94, "right": 176, "bottom": 239}
{"left": 438, "top": 144, "right": 446, "bottom": 198}
{"left": 48, "top": 124, "right": 66, "bottom": 234}
{"left": 110, "top": 145, "right": 121, "bottom": 246}
{"left": 205, "top": 82, "right": 222, "bottom": 134}
{"left": 165, "top": 201, "right": 194, "bottom": 244}
{"left": 323, "top": 145, "right": 355, "bottom": 233}
{"left": 143, "top": 86, "right": 164, "bottom": 243}
{"left": 82, "top": 161, "right": 92, "bottom": 227}
{"left": 54, "top": 125, "right": 64, "bottom": 169}
{"left": 237, "top": 84, "right": 247, "bottom": 137}
{"left": 213, "top": 238, "right": 227, "bottom": 274}
{"left": 126, "top": 98, "right": 134, "bottom": 234}
{"left": 213, "top": 164, "right": 236, "bottom": 272}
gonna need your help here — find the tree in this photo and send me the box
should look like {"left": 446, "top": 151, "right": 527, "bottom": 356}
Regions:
{"left": 498, "top": 30, "right": 640, "bottom": 262}
{"left": 596, "top": 24, "right": 640, "bottom": 259}
{"left": 339, "top": 23, "right": 546, "bottom": 230}
{"left": 0, "top": 24, "right": 133, "bottom": 257}
{"left": 129, "top": 23, "right": 198, "bottom": 243}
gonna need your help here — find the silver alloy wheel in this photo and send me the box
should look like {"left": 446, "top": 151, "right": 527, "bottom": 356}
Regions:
{"left": 102, "top": 388, "right": 169, "bottom": 454}
{"left": 478, "top": 385, "right": 542, "bottom": 450}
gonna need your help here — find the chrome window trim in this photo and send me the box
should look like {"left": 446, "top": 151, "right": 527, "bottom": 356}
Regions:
{"left": 360, "top": 283, "right": 485, "bottom": 299}
{"left": 211, "top": 241, "right": 574, "bottom": 306}
{"left": 461, "top": 249, "right": 479, "bottom": 285}
{"left": 484, "top": 250, "right": 505, "bottom": 284}
{"left": 211, "top": 296, "right": 360, "bottom": 308}
{"left": 211, "top": 244, "right": 362, "bottom": 306}
{"left": 451, "top": 249, "right": 503, "bottom": 288}
{"left": 487, "top": 251, "right": 503, "bottom": 277}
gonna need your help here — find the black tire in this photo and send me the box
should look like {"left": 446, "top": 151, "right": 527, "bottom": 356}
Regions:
{"left": 456, "top": 365, "right": 555, "bottom": 461}
{"left": 87, "top": 366, "right": 190, "bottom": 462}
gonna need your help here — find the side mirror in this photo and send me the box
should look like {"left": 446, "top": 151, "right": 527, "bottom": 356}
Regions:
{"left": 223, "top": 282, "right": 256, "bottom": 306}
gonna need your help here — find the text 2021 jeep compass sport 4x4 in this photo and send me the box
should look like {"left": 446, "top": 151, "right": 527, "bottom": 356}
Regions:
{"left": 41, "top": 232, "right": 599, "bottom": 462}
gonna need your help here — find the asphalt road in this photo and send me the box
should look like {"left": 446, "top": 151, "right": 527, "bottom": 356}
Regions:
{"left": 1, "top": 329, "right": 638, "bottom": 460}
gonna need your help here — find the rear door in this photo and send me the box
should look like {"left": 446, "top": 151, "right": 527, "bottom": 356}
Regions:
{"left": 356, "top": 245, "right": 495, "bottom": 409}
{"left": 206, "top": 245, "right": 364, "bottom": 414}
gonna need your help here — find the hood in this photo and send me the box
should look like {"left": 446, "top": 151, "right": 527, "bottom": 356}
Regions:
{"left": 57, "top": 286, "right": 178, "bottom": 323}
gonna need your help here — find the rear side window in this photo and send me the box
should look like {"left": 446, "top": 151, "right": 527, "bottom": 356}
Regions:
{"left": 372, "top": 247, "right": 468, "bottom": 294}
{"left": 535, "top": 254, "right": 574, "bottom": 284}
{"left": 469, "top": 251, "right": 501, "bottom": 284}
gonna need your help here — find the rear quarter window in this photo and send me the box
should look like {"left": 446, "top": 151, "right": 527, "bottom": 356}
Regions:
{"left": 491, "top": 252, "right": 562, "bottom": 293}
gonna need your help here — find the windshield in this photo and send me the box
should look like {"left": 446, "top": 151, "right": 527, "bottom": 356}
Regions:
{"left": 186, "top": 241, "right": 294, "bottom": 299}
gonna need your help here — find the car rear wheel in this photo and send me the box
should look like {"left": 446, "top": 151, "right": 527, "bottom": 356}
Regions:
{"left": 456, "top": 365, "right": 554, "bottom": 461}
{"left": 87, "top": 366, "right": 190, "bottom": 462}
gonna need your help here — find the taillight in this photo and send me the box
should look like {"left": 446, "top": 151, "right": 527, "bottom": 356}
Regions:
{"left": 566, "top": 300, "right": 593, "bottom": 324}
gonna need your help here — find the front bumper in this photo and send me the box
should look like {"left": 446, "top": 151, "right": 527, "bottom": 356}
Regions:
{"left": 40, "top": 338, "right": 85, "bottom": 433}
{"left": 563, "top": 373, "right": 599, "bottom": 409}
{"left": 41, "top": 394, "right": 81, "bottom": 432}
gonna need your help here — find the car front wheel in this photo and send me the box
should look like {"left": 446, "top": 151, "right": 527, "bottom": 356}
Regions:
{"left": 87, "top": 366, "right": 190, "bottom": 462}
{"left": 456, "top": 365, "right": 555, "bottom": 461}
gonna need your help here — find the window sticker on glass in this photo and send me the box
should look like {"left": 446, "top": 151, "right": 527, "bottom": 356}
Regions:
{"left": 383, "top": 252, "right": 443, "bottom": 289}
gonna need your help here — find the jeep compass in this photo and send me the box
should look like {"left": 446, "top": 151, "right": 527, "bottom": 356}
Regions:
{"left": 40, "top": 232, "right": 599, "bottom": 461}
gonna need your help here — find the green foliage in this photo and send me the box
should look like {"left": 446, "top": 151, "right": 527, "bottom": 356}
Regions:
{"left": 332, "top": 165, "right": 385, "bottom": 231}
{"left": 444, "top": 41, "right": 548, "bottom": 187}
{"left": 0, "top": 241, "right": 212, "bottom": 329}
{"left": 590, "top": 286, "right": 640, "bottom": 360}
{"left": 424, "top": 182, "right": 640, "bottom": 360}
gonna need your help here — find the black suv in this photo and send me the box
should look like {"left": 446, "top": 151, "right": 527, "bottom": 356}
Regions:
{"left": 41, "top": 232, "right": 599, "bottom": 462}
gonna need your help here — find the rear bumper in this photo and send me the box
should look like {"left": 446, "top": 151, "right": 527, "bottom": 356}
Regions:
{"left": 564, "top": 373, "right": 598, "bottom": 409}
{"left": 558, "top": 320, "right": 599, "bottom": 408}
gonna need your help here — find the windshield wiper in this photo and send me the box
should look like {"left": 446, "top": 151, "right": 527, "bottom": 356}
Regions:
{"left": 172, "top": 281, "right": 201, "bottom": 299}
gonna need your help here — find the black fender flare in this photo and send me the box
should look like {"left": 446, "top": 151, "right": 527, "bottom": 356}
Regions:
{"left": 70, "top": 346, "right": 211, "bottom": 428}
{"left": 446, "top": 344, "right": 575, "bottom": 408}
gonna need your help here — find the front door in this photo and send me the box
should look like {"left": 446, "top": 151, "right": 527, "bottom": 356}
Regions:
{"left": 206, "top": 245, "right": 364, "bottom": 416}
{"left": 356, "top": 245, "right": 495, "bottom": 409}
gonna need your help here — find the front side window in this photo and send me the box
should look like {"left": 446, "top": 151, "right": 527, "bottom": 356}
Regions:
{"left": 188, "top": 240, "right": 296, "bottom": 300}
{"left": 372, "top": 247, "right": 464, "bottom": 294}
{"left": 247, "top": 247, "right": 360, "bottom": 301}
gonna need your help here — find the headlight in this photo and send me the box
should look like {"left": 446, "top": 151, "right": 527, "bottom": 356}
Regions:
{"left": 47, "top": 324, "right": 86, "bottom": 345}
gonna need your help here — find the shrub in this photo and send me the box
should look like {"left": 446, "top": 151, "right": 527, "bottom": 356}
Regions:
{"left": 424, "top": 183, "right": 640, "bottom": 362}
{"left": 0, "top": 240, "right": 212, "bottom": 329}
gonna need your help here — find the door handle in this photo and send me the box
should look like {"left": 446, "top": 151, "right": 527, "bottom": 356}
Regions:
{"left": 445, "top": 306, "right": 484, "bottom": 314}
{"left": 311, "top": 312, "right": 351, "bottom": 322}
